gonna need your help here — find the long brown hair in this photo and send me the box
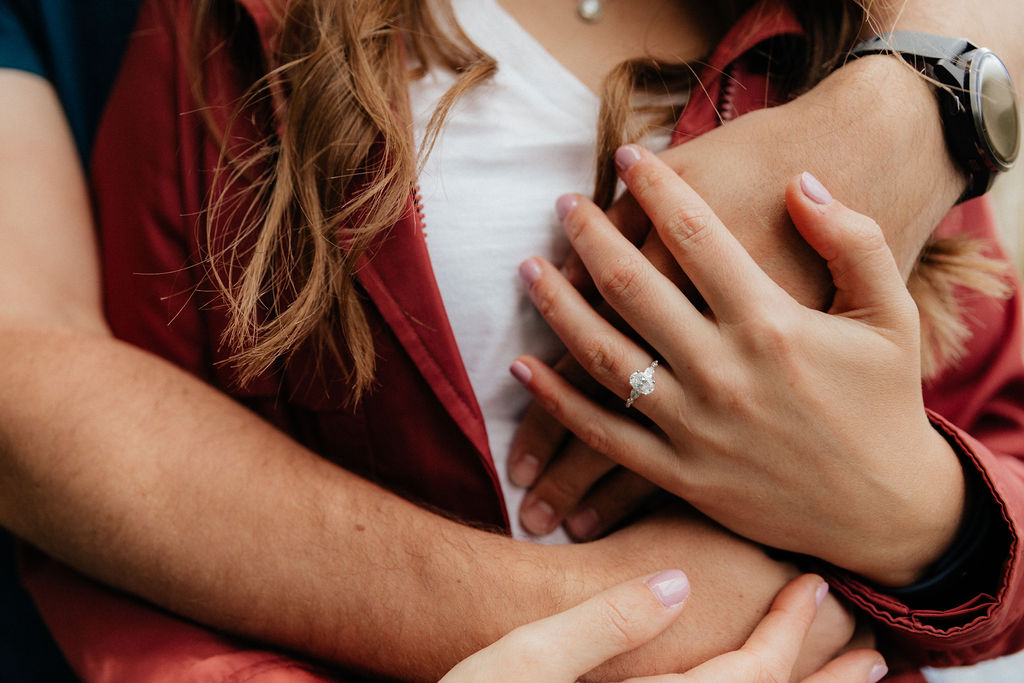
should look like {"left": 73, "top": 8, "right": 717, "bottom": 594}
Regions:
{"left": 191, "top": 0, "right": 1004, "bottom": 398}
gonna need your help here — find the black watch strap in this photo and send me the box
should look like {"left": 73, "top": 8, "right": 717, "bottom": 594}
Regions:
{"left": 847, "top": 31, "right": 976, "bottom": 65}
{"left": 847, "top": 31, "right": 1020, "bottom": 202}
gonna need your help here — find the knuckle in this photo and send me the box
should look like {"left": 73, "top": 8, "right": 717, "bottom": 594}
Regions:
{"left": 661, "top": 203, "right": 715, "bottom": 252}
{"left": 536, "top": 470, "right": 590, "bottom": 510}
{"left": 596, "top": 596, "right": 647, "bottom": 650}
{"left": 756, "top": 666, "right": 788, "bottom": 683}
{"left": 575, "top": 420, "right": 614, "bottom": 460}
{"left": 598, "top": 255, "right": 651, "bottom": 307}
{"left": 741, "top": 312, "right": 800, "bottom": 359}
{"left": 576, "top": 334, "right": 624, "bottom": 383}
{"left": 562, "top": 205, "right": 589, "bottom": 242}
{"left": 529, "top": 278, "right": 560, "bottom": 321}
{"left": 846, "top": 214, "right": 892, "bottom": 258}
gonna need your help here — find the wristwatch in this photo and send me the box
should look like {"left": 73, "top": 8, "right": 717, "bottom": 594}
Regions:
{"left": 847, "top": 31, "right": 1020, "bottom": 201}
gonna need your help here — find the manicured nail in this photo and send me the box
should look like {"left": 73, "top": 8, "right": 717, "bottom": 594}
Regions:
{"left": 556, "top": 194, "right": 580, "bottom": 221}
{"left": 646, "top": 569, "right": 690, "bottom": 607}
{"left": 566, "top": 507, "right": 601, "bottom": 540}
{"left": 614, "top": 144, "right": 643, "bottom": 173}
{"left": 521, "top": 499, "right": 557, "bottom": 535}
{"left": 519, "top": 258, "right": 543, "bottom": 288}
{"left": 800, "top": 171, "right": 833, "bottom": 205}
{"left": 509, "top": 360, "right": 532, "bottom": 386}
{"left": 509, "top": 453, "right": 541, "bottom": 487}
{"left": 869, "top": 662, "right": 888, "bottom": 683}
{"left": 815, "top": 580, "right": 830, "bottom": 608}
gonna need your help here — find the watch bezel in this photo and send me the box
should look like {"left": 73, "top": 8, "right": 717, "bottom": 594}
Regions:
{"left": 968, "top": 49, "right": 1020, "bottom": 172}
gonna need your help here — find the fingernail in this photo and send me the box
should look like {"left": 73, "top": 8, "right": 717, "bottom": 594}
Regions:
{"left": 509, "top": 360, "right": 532, "bottom": 386}
{"left": 646, "top": 569, "right": 690, "bottom": 607}
{"left": 566, "top": 507, "right": 600, "bottom": 540}
{"left": 815, "top": 580, "right": 830, "bottom": 608}
{"left": 519, "top": 258, "right": 542, "bottom": 288}
{"left": 556, "top": 194, "right": 580, "bottom": 221}
{"left": 509, "top": 454, "right": 540, "bottom": 487}
{"left": 614, "top": 145, "right": 643, "bottom": 173}
{"left": 869, "top": 662, "right": 888, "bottom": 683}
{"left": 800, "top": 171, "right": 833, "bottom": 205}
{"left": 521, "top": 499, "right": 557, "bottom": 536}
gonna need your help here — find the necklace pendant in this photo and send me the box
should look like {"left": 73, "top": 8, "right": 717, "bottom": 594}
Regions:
{"left": 577, "top": 0, "right": 603, "bottom": 23}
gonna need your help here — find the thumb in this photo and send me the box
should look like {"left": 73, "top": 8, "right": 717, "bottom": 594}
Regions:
{"left": 441, "top": 570, "right": 690, "bottom": 682}
{"left": 802, "top": 649, "right": 888, "bottom": 683}
{"left": 785, "top": 172, "right": 911, "bottom": 320}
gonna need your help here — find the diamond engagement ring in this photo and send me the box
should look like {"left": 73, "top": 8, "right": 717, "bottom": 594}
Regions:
{"left": 626, "top": 360, "right": 658, "bottom": 408}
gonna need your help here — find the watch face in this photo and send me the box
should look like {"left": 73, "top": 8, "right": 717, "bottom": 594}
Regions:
{"left": 971, "top": 50, "right": 1021, "bottom": 170}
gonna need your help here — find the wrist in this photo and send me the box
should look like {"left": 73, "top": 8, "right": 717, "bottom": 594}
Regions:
{"left": 774, "top": 53, "right": 964, "bottom": 276}
{"left": 846, "top": 425, "right": 967, "bottom": 587}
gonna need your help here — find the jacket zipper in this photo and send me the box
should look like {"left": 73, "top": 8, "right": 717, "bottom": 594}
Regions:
{"left": 412, "top": 182, "right": 427, "bottom": 238}
{"left": 718, "top": 63, "right": 739, "bottom": 123}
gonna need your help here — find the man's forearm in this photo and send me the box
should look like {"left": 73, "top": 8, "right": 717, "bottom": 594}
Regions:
{"left": 2, "top": 326, "right": 856, "bottom": 679}
{"left": 0, "top": 322, "right": 563, "bottom": 679}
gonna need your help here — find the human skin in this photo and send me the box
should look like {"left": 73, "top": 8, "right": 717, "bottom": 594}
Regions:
{"left": 0, "top": 68, "right": 840, "bottom": 683}
{"left": 443, "top": 573, "right": 887, "bottom": 683}
{"left": 1, "top": 0, "right": 1022, "bottom": 680}
{"left": 511, "top": 0, "right": 1024, "bottom": 552}
{"left": 517, "top": 150, "right": 963, "bottom": 587}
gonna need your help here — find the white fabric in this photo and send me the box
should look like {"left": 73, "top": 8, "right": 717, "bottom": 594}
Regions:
{"left": 409, "top": 0, "right": 672, "bottom": 542}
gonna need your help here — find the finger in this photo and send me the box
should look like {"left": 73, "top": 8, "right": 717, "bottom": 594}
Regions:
{"left": 565, "top": 469, "right": 662, "bottom": 541}
{"left": 613, "top": 145, "right": 780, "bottom": 323}
{"left": 739, "top": 574, "right": 827, "bottom": 674}
{"left": 673, "top": 575, "right": 826, "bottom": 683}
{"left": 518, "top": 256, "right": 686, "bottom": 421}
{"left": 508, "top": 400, "right": 568, "bottom": 488}
{"left": 508, "top": 352, "right": 602, "bottom": 488}
{"left": 519, "top": 439, "right": 617, "bottom": 537}
{"left": 562, "top": 191, "right": 651, "bottom": 291}
{"left": 785, "top": 172, "right": 913, "bottom": 324}
{"left": 554, "top": 194, "right": 715, "bottom": 367}
{"left": 510, "top": 355, "right": 679, "bottom": 490}
{"left": 480, "top": 571, "right": 691, "bottom": 683}
{"left": 802, "top": 650, "right": 888, "bottom": 683}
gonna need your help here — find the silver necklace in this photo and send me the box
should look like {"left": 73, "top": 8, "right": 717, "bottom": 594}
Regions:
{"left": 576, "top": 0, "right": 605, "bottom": 23}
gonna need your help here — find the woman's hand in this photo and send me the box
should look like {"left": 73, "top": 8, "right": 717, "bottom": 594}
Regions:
{"left": 442, "top": 572, "right": 886, "bottom": 683}
{"left": 512, "top": 146, "right": 966, "bottom": 586}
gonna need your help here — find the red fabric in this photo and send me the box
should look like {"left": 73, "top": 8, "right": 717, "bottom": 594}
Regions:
{"left": 20, "top": 0, "right": 1024, "bottom": 680}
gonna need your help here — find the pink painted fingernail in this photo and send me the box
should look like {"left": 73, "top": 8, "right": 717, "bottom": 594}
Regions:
{"left": 646, "top": 569, "right": 690, "bottom": 607}
{"left": 519, "top": 258, "right": 543, "bottom": 288}
{"left": 509, "top": 360, "right": 532, "bottom": 385}
{"left": 869, "top": 662, "right": 888, "bottom": 683}
{"left": 800, "top": 171, "right": 833, "bottom": 205}
{"left": 509, "top": 453, "right": 541, "bottom": 487}
{"left": 556, "top": 194, "right": 580, "bottom": 221}
{"left": 566, "top": 507, "right": 600, "bottom": 540}
{"left": 615, "top": 145, "right": 643, "bottom": 173}
{"left": 815, "top": 580, "right": 830, "bottom": 608}
{"left": 521, "top": 499, "right": 557, "bottom": 536}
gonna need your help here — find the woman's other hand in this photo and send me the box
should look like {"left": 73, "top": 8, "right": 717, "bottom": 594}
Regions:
{"left": 441, "top": 573, "right": 885, "bottom": 683}
{"left": 512, "top": 147, "right": 965, "bottom": 586}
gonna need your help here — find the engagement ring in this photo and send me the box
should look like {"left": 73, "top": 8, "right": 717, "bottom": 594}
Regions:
{"left": 626, "top": 360, "right": 658, "bottom": 408}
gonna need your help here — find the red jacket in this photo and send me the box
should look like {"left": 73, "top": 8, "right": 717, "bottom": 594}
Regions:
{"left": 22, "top": 0, "right": 1024, "bottom": 680}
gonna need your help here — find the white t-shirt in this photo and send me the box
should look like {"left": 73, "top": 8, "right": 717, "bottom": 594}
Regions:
{"left": 408, "top": 0, "right": 673, "bottom": 542}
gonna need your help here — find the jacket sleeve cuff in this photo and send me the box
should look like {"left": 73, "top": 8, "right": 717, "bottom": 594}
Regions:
{"left": 822, "top": 411, "right": 1020, "bottom": 668}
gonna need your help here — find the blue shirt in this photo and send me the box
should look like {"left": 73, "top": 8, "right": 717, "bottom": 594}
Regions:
{"left": 0, "top": 0, "right": 141, "bottom": 159}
